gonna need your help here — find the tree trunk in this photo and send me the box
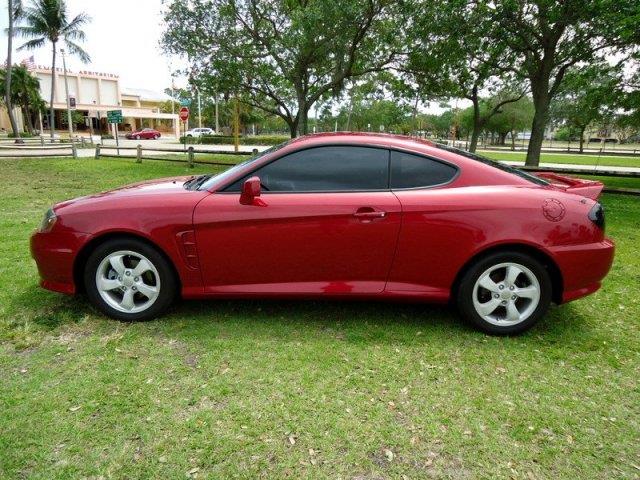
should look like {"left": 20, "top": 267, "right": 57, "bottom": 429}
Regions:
{"left": 5, "top": 0, "right": 23, "bottom": 143}
{"left": 525, "top": 78, "right": 553, "bottom": 167}
{"left": 468, "top": 95, "right": 481, "bottom": 153}
{"left": 23, "top": 107, "right": 35, "bottom": 134}
{"left": 49, "top": 42, "right": 57, "bottom": 140}
{"left": 469, "top": 127, "right": 480, "bottom": 153}
{"left": 286, "top": 117, "right": 299, "bottom": 138}
{"left": 510, "top": 130, "right": 516, "bottom": 150}
{"left": 300, "top": 109, "right": 308, "bottom": 136}
{"left": 579, "top": 126, "right": 586, "bottom": 153}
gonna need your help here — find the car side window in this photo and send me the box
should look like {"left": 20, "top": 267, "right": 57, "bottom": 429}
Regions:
{"left": 224, "top": 146, "right": 389, "bottom": 192}
{"left": 390, "top": 150, "right": 457, "bottom": 189}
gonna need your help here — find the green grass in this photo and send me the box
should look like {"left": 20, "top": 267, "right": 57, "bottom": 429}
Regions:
{"left": 1, "top": 157, "right": 639, "bottom": 479}
{"left": 482, "top": 150, "right": 640, "bottom": 169}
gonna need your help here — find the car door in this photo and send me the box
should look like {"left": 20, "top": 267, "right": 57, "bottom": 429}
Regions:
{"left": 384, "top": 149, "right": 462, "bottom": 299}
{"left": 193, "top": 145, "right": 402, "bottom": 295}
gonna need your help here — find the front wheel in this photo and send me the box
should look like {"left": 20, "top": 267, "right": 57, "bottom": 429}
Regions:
{"left": 84, "top": 238, "right": 177, "bottom": 321}
{"left": 456, "top": 251, "right": 552, "bottom": 335}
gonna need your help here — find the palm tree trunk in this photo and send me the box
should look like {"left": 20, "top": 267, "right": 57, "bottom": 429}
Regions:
{"left": 5, "top": 0, "right": 23, "bottom": 143}
{"left": 49, "top": 42, "right": 57, "bottom": 140}
{"left": 23, "top": 107, "right": 35, "bottom": 134}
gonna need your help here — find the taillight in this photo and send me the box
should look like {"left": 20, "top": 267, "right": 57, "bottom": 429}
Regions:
{"left": 588, "top": 203, "right": 605, "bottom": 230}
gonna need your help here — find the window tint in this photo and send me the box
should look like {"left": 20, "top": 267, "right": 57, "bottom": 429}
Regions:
{"left": 225, "top": 146, "right": 389, "bottom": 192}
{"left": 390, "top": 151, "right": 457, "bottom": 189}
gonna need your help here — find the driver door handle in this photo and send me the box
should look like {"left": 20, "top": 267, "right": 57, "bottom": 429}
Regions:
{"left": 353, "top": 207, "right": 387, "bottom": 219}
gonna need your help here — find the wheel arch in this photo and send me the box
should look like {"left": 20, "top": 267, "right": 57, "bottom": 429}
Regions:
{"left": 73, "top": 232, "right": 181, "bottom": 294}
{"left": 451, "top": 243, "right": 564, "bottom": 305}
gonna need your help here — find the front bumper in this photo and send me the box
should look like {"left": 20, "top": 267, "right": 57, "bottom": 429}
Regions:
{"left": 550, "top": 238, "right": 615, "bottom": 303}
{"left": 30, "top": 230, "right": 91, "bottom": 295}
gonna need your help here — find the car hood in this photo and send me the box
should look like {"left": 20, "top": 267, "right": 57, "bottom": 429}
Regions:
{"left": 53, "top": 176, "right": 203, "bottom": 212}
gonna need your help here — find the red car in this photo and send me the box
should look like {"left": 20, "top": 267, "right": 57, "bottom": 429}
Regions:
{"left": 125, "top": 128, "right": 161, "bottom": 140}
{"left": 31, "top": 133, "right": 614, "bottom": 334}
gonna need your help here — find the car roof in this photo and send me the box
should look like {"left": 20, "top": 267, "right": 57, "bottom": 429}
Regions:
{"left": 283, "top": 132, "right": 462, "bottom": 163}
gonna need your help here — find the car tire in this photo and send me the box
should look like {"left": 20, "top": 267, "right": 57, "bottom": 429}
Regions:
{"left": 135, "top": 135, "right": 140, "bottom": 140}
{"left": 154, "top": 135, "right": 159, "bottom": 139}
{"left": 456, "top": 251, "right": 552, "bottom": 335}
{"left": 84, "top": 238, "right": 177, "bottom": 321}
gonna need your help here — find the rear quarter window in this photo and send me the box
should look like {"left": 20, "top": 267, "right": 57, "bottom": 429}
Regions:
{"left": 390, "top": 151, "right": 457, "bottom": 189}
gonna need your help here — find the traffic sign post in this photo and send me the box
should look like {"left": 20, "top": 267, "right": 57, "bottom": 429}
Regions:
{"left": 107, "top": 110, "right": 123, "bottom": 155}
{"left": 180, "top": 107, "right": 190, "bottom": 154}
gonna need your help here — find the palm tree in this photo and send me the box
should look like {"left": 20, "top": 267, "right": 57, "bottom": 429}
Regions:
{"left": 13, "top": 0, "right": 90, "bottom": 140}
{"left": 5, "top": 0, "right": 23, "bottom": 142}
{"left": 0, "top": 65, "right": 45, "bottom": 134}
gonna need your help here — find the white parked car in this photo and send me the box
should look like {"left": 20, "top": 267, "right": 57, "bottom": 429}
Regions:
{"left": 185, "top": 128, "right": 214, "bottom": 137}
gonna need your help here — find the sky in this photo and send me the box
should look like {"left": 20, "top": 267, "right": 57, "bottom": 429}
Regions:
{"left": 0, "top": 0, "right": 184, "bottom": 92}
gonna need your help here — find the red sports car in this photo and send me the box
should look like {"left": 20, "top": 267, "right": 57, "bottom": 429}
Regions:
{"left": 125, "top": 128, "right": 161, "bottom": 140}
{"left": 31, "top": 133, "right": 614, "bottom": 334}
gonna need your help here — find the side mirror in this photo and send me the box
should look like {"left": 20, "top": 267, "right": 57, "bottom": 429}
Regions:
{"left": 240, "top": 176, "right": 262, "bottom": 205}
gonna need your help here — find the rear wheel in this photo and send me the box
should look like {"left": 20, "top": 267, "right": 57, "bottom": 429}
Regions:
{"left": 84, "top": 238, "right": 176, "bottom": 321}
{"left": 134, "top": 135, "right": 140, "bottom": 140}
{"left": 456, "top": 251, "right": 552, "bottom": 335}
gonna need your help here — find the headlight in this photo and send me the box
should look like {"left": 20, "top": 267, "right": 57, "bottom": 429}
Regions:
{"left": 39, "top": 208, "right": 57, "bottom": 232}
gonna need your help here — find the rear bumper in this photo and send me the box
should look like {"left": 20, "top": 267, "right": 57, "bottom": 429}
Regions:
{"left": 30, "top": 230, "right": 91, "bottom": 295}
{"left": 550, "top": 238, "right": 615, "bottom": 303}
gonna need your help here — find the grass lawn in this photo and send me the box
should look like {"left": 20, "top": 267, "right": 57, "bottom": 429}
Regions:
{"left": 1, "top": 157, "right": 639, "bottom": 479}
{"left": 481, "top": 150, "right": 640, "bottom": 169}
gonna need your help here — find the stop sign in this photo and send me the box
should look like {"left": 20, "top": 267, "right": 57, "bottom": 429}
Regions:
{"left": 179, "top": 107, "right": 189, "bottom": 122}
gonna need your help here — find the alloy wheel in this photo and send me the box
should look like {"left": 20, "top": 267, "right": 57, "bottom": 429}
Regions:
{"left": 95, "top": 250, "right": 161, "bottom": 313}
{"left": 472, "top": 262, "right": 541, "bottom": 326}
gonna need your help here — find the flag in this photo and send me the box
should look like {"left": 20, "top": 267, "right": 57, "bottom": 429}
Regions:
{"left": 22, "top": 56, "right": 35, "bottom": 70}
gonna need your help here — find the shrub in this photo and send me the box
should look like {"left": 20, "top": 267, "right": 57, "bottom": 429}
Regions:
{"left": 180, "top": 135, "right": 289, "bottom": 146}
{"left": 8, "top": 132, "right": 34, "bottom": 138}
{"left": 100, "top": 134, "right": 114, "bottom": 140}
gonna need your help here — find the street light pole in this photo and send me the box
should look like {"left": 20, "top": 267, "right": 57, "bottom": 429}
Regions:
{"left": 197, "top": 88, "right": 202, "bottom": 129}
{"left": 171, "top": 81, "right": 175, "bottom": 115}
{"left": 60, "top": 49, "right": 74, "bottom": 140}
{"left": 214, "top": 92, "right": 219, "bottom": 133}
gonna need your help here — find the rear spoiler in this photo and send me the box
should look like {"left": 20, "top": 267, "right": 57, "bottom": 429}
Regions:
{"left": 533, "top": 172, "right": 604, "bottom": 200}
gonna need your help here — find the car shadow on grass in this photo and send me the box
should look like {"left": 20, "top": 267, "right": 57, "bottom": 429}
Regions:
{"left": 7, "top": 284, "right": 594, "bottom": 348}
{"left": 157, "top": 297, "right": 593, "bottom": 347}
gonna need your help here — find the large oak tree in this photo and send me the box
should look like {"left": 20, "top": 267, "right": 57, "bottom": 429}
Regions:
{"left": 162, "top": 0, "right": 398, "bottom": 138}
{"left": 493, "top": 0, "right": 640, "bottom": 165}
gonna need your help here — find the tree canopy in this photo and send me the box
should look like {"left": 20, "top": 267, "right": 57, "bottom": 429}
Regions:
{"left": 162, "top": 0, "right": 398, "bottom": 137}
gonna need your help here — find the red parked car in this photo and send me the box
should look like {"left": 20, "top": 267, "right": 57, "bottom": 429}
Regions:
{"left": 31, "top": 133, "right": 614, "bottom": 334}
{"left": 125, "top": 128, "right": 161, "bottom": 140}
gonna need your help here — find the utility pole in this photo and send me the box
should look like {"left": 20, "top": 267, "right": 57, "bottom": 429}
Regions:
{"left": 197, "top": 88, "right": 202, "bottom": 128}
{"left": 214, "top": 92, "right": 219, "bottom": 133}
{"left": 170, "top": 80, "right": 175, "bottom": 114}
{"left": 60, "top": 49, "right": 74, "bottom": 140}
{"left": 233, "top": 95, "right": 240, "bottom": 152}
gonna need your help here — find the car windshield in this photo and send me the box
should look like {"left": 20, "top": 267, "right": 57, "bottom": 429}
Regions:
{"left": 197, "top": 140, "right": 292, "bottom": 191}
{"left": 434, "top": 143, "right": 549, "bottom": 186}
